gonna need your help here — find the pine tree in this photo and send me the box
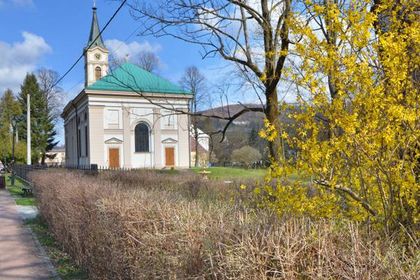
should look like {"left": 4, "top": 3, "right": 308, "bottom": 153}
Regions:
{"left": 0, "top": 89, "right": 22, "bottom": 162}
{"left": 18, "top": 73, "right": 58, "bottom": 164}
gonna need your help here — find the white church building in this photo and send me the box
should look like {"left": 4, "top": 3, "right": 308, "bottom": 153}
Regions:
{"left": 62, "top": 6, "right": 192, "bottom": 169}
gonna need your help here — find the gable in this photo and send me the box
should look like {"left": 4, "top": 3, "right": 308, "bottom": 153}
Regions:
{"left": 162, "top": 138, "right": 178, "bottom": 144}
{"left": 105, "top": 137, "right": 123, "bottom": 144}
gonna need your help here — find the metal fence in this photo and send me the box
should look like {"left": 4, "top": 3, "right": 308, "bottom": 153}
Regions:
{"left": 13, "top": 164, "right": 49, "bottom": 185}
{"left": 12, "top": 164, "right": 138, "bottom": 185}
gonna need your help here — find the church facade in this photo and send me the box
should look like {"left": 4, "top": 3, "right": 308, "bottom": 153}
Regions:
{"left": 62, "top": 6, "right": 192, "bottom": 169}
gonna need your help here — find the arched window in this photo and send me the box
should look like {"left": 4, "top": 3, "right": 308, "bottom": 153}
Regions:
{"left": 95, "top": 66, "right": 102, "bottom": 81}
{"left": 135, "top": 123, "right": 150, "bottom": 152}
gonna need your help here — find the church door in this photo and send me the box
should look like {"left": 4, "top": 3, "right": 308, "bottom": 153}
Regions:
{"left": 109, "top": 148, "right": 120, "bottom": 169}
{"left": 165, "top": 147, "right": 175, "bottom": 167}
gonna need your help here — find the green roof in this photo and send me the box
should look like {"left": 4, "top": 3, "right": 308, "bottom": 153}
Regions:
{"left": 86, "top": 63, "right": 191, "bottom": 95}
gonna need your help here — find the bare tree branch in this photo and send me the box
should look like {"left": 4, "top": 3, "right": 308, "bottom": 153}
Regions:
{"left": 120, "top": 0, "right": 294, "bottom": 159}
{"left": 101, "top": 66, "right": 265, "bottom": 144}
{"left": 315, "top": 179, "right": 378, "bottom": 216}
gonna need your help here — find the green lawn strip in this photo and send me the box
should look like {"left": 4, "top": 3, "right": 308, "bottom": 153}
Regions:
{"left": 191, "top": 167, "right": 266, "bottom": 180}
{"left": 4, "top": 175, "right": 37, "bottom": 206}
{"left": 15, "top": 197, "right": 36, "bottom": 206}
{"left": 7, "top": 184, "right": 24, "bottom": 196}
{"left": 191, "top": 167, "right": 312, "bottom": 184}
{"left": 25, "top": 217, "right": 88, "bottom": 280}
{"left": 6, "top": 177, "right": 25, "bottom": 195}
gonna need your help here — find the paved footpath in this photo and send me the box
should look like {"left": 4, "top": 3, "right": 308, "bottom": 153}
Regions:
{"left": 0, "top": 190, "right": 55, "bottom": 280}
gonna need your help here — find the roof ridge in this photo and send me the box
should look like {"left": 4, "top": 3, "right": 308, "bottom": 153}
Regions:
{"left": 87, "top": 62, "right": 192, "bottom": 95}
{"left": 118, "top": 63, "right": 183, "bottom": 87}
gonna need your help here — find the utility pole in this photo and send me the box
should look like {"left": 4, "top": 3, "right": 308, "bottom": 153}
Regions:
{"left": 11, "top": 116, "right": 18, "bottom": 186}
{"left": 27, "top": 92, "right": 31, "bottom": 165}
{"left": 12, "top": 126, "right": 15, "bottom": 164}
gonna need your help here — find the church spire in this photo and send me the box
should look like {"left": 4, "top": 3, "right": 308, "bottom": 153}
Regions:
{"left": 87, "top": 5, "right": 105, "bottom": 49}
{"left": 84, "top": 2, "right": 109, "bottom": 87}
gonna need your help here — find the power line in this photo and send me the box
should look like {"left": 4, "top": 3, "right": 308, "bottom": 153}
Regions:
{"left": 53, "top": 0, "right": 127, "bottom": 88}
{"left": 64, "top": 26, "right": 139, "bottom": 95}
{"left": 113, "top": 25, "right": 143, "bottom": 57}
{"left": 62, "top": 7, "right": 143, "bottom": 95}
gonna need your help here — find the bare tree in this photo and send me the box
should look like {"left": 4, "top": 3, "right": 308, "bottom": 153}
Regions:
{"left": 37, "top": 68, "right": 64, "bottom": 121}
{"left": 109, "top": 56, "right": 125, "bottom": 70}
{"left": 105, "top": 66, "right": 264, "bottom": 139}
{"left": 126, "top": 0, "right": 292, "bottom": 160}
{"left": 137, "top": 51, "right": 160, "bottom": 73}
{"left": 180, "top": 66, "right": 207, "bottom": 166}
{"left": 108, "top": 51, "right": 160, "bottom": 73}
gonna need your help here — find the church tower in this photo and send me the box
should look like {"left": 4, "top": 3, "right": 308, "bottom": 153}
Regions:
{"left": 85, "top": 5, "right": 109, "bottom": 87}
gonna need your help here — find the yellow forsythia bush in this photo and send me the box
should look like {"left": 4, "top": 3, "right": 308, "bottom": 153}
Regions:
{"left": 258, "top": 0, "right": 419, "bottom": 233}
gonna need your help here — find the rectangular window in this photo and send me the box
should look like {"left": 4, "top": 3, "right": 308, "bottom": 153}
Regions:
{"left": 78, "top": 128, "right": 81, "bottom": 158}
{"left": 85, "top": 126, "right": 89, "bottom": 157}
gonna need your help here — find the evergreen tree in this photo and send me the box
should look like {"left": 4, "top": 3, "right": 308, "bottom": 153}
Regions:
{"left": 248, "top": 126, "right": 259, "bottom": 148}
{"left": 0, "top": 89, "right": 23, "bottom": 163}
{"left": 18, "top": 73, "right": 58, "bottom": 164}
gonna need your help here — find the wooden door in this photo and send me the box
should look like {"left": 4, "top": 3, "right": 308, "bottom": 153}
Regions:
{"left": 165, "top": 147, "right": 175, "bottom": 167}
{"left": 109, "top": 148, "right": 120, "bottom": 168}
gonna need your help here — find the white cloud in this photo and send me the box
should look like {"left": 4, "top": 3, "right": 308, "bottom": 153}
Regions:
{"left": 105, "top": 39, "right": 162, "bottom": 62}
{"left": 0, "top": 31, "right": 51, "bottom": 93}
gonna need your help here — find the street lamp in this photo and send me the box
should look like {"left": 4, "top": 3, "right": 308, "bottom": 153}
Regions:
{"left": 10, "top": 115, "right": 23, "bottom": 186}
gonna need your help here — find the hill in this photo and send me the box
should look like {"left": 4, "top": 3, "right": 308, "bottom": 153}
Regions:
{"left": 194, "top": 103, "right": 299, "bottom": 164}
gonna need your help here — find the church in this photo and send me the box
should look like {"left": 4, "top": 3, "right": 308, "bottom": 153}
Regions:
{"left": 62, "top": 6, "right": 192, "bottom": 169}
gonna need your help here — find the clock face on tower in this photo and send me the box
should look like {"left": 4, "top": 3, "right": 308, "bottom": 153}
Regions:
{"left": 95, "top": 53, "right": 101, "bottom": 60}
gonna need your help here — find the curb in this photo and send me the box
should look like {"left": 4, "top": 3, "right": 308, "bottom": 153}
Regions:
{"left": 24, "top": 220, "right": 62, "bottom": 280}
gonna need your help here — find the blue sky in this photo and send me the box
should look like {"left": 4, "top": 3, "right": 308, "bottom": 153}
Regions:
{"left": 0, "top": 0, "right": 234, "bottom": 144}
{"left": 1, "top": 0, "right": 296, "bottom": 143}
{"left": 0, "top": 0, "right": 227, "bottom": 99}
{"left": 0, "top": 0, "right": 299, "bottom": 103}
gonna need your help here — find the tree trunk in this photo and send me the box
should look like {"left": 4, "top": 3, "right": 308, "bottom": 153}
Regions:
{"left": 41, "top": 152, "right": 46, "bottom": 165}
{"left": 265, "top": 88, "right": 281, "bottom": 162}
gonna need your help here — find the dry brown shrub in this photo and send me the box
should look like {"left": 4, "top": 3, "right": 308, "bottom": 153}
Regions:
{"left": 30, "top": 170, "right": 419, "bottom": 280}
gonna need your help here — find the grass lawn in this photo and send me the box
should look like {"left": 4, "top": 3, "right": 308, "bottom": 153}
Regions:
{"left": 191, "top": 167, "right": 267, "bottom": 180}
{"left": 15, "top": 197, "right": 37, "bottom": 206}
{"left": 190, "top": 167, "right": 312, "bottom": 184}
{"left": 5, "top": 175, "right": 36, "bottom": 206}
{"left": 25, "top": 217, "right": 88, "bottom": 280}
